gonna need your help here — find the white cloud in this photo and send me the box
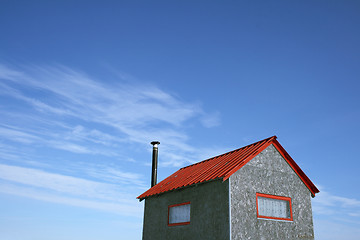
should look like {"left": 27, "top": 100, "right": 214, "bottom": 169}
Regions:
{"left": 0, "top": 124, "right": 120, "bottom": 156}
{"left": 313, "top": 189, "right": 360, "bottom": 216}
{"left": 0, "top": 63, "right": 221, "bottom": 166}
{"left": 0, "top": 125, "right": 42, "bottom": 144}
{"left": 312, "top": 186, "right": 360, "bottom": 240}
{"left": 0, "top": 164, "right": 128, "bottom": 200}
{"left": 69, "top": 125, "right": 124, "bottom": 146}
{"left": 52, "top": 142, "right": 93, "bottom": 154}
{"left": 0, "top": 64, "right": 25, "bottom": 80}
{"left": 84, "top": 165, "right": 146, "bottom": 187}
{"left": 0, "top": 182, "right": 142, "bottom": 217}
{"left": 0, "top": 164, "right": 143, "bottom": 216}
{"left": 200, "top": 111, "right": 221, "bottom": 128}
{"left": 0, "top": 64, "right": 199, "bottom": 128}
{"left": 0, "top": 63, "right": 223, "bottom": 218}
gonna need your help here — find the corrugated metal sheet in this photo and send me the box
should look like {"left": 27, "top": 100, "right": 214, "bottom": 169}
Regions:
{"left": 137, "top": 136, "right": 319, "bottom": 200}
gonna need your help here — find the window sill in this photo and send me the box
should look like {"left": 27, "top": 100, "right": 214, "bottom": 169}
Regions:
{"left": 257, "top": 217, "right": 293, "bottom": 222}
{"left": 168, "top": 221, "right": 190, "bottom": 227}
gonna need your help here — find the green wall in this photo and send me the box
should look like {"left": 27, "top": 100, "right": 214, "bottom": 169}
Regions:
{"left": 142, "top": 179, "right": 230, "bottom": 240}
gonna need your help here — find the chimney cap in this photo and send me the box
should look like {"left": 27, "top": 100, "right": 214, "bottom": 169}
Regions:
{"left": 151, "top": 141, "right": 160, "bottom": 146}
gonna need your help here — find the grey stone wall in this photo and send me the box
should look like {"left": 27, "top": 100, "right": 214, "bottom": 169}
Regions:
{"left": 230, "top": 144, "right": 315, "bottom": 240}
{"left": 142, "top": 179, "right": 230, "bottom": 240}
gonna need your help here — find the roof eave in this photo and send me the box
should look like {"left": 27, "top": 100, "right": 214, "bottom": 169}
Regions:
{"left": 137, "top": 177, "right": 225, "bottom": 201}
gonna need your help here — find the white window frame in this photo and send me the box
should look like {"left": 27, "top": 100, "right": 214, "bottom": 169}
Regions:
{"left": 168, "top": 202, "right": 191, "bottom": 226}
{"left": 256, "top": 193, "right": 293, "bottom": 221}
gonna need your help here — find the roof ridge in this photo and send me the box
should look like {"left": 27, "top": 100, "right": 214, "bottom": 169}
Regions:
{"left": 180, "top": 135, "right": 276, "bottom": 170}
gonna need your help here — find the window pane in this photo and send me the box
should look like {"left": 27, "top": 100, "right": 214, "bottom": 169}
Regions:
{"left": 258, "top": 196, "right": 290, "bottom": 219}
{"left": 169, "top": 204, "right": 190, "bottom": 224}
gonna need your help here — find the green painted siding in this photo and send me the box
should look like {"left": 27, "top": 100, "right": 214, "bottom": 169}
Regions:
{"left": 142, "top": 179, "right": 230, "bottom": 240}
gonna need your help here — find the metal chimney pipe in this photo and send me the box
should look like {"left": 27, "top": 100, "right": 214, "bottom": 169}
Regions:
{"left": 150, "top": 141, "right": 160, "bottom": 187}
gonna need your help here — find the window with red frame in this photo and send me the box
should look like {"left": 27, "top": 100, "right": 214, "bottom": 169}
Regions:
{"left": 256, "top": 193, "right": 293, "bottom": 221}
{"left": 168, "top": 202, "right": 190, "bottom": 226}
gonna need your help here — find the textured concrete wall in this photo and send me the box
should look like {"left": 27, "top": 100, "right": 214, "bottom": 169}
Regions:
{"left": 230, "top": 144, "right": 315, "bottom": 240}
{"left": 142, "top": 179, "right": 230, "bottom": 240}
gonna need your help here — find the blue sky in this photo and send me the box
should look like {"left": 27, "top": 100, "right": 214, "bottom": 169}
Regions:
{"left": 0, "top": 1, "right": 359, "bottom": 239}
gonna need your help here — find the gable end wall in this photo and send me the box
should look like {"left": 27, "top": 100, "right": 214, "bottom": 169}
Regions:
{"left": 230, "top": 144, "right": 314, "bottom": 240}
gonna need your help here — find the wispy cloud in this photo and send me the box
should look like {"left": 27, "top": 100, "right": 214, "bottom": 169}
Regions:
{"left": 0, "top": 182, "right": 142, "bottom": 217}
{"left": 0, "top": 125, "right": 42, "bottom": 144}
{"left": 0, "top": 64, "right": 200, "bottom": 128}
{"left": 313, "top": 188, "right": 360, "bottom": 218}
{"left": 0, "top": 164, "right": 142, "bottom": 216}
{"left": 200, "top": 111, "right": 221, "bottom": 128}
{"left": 0, "top": 63, "right": 222, "bottom": 217}
{"left": 0, "top": 164, "right": 130, "bottom": 200}
{"left": 312, "top": 185, "right": 360, "bottom": 235}
{"left": 309, "top": 185, "right": 360, "bottom": 239}
{"left": 85, "top": 165, "right": 145, "bottom": 186}
{"left": 0, "top": 63, "right": 220, "bottom": 166}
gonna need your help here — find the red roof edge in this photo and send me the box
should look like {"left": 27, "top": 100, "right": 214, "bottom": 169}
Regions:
{"left": 223, "top": 136, "right": 319, "bottom": 197}
{"left": 271, "top": 139, "right": 320, "bottom": 197}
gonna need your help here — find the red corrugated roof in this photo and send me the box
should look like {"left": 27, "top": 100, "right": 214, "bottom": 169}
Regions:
{"left": 137, "top": 136, "right": 319, "bottom": 200}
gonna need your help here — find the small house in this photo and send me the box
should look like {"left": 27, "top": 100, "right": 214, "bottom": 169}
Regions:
{"left": 137, "top": 136, "right": 319, "bottom": 240}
